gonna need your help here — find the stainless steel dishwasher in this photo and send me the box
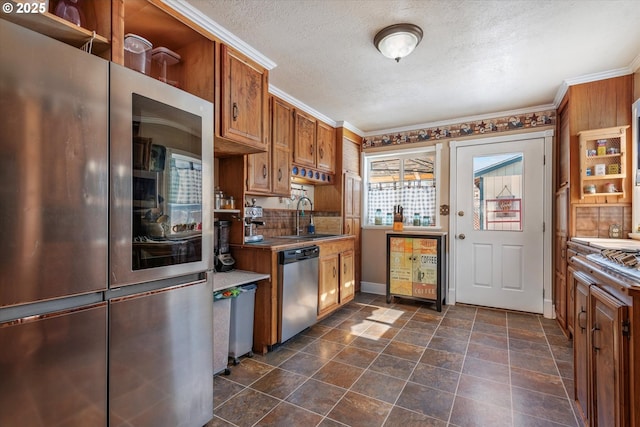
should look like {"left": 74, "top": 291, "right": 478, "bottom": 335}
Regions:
{"left": 278, "top": 245, "right": 320, "bottom": 343}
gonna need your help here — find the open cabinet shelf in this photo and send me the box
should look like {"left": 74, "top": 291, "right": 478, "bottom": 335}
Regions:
{"left": 0, "top": 0, "right": 110, "bottom": 55}
{"left": 578, "top": 126, "right": 629, "bottom": 200}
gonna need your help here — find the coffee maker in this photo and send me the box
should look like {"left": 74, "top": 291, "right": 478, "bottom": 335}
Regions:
{"left": 214, "top": 219, "right": 235, "bottom": 272}
{"left": 244, "top": 203, "right": 265, "bottom": 243}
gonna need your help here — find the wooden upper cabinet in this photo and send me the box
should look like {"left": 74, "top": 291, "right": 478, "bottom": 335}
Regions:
{"left": 272, "top": 97, "right": 293, "bottom": 150}
{"left": 352, "top": 176, "right": 361, "bottom": 217}
{"left": 272, "top": 147, "right": 290, "bottom": 196}
{"left": 342, "top": 134, "right": 361, "bottom": 175}
{"left": 344, "top": 172, "right": 361, "bottom": 218}
{"left": 292, "top": 111, "right": 337, "bottom": 176}
{"left": 557, "top": 103, "right": 570, "bottom": 189}
{"left": 220, "top": 44, "right": 268, "bottom": 151}
{"left": 316, "top": 121, "right": 336, "bottom": 173}
{"left": 246, "top": 150, "right": 270, "bottom": 194}
{"left": 293, "top": 109, "right": 316, "bottom": 167}
{"left": 271, "top": 97, "right": 293, "bottom": 196}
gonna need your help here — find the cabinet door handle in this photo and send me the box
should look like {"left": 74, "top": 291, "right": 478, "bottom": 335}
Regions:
{"left": 319, "top": 147, "right": 324, "bottom": 159}
{"left": 333, "top": 266, "right": 336, "bottom": 278}
{"left": 310, "top": 144, "right": 314, "bottom": 156}
{"left": 577, "top": 307, "right": 587, "bottom": 332}
{"left": 232, "top": 102, "right": 239, "bottom": 121}
{"left": 591, "top": 325, "right": 600, "bottom": 352}
{"left": 277, "top": 168, "right": 282, "bottom": 181}
{"left": 262, "top": 165, "right": 267, "bottom": 178}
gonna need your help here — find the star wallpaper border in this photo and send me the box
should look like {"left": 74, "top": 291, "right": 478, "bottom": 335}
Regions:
{"left": 363, "top": 109, "right": 556, "bottom": 149}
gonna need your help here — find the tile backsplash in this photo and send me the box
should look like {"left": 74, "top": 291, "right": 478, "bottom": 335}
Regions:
{"left": 258, "top": 209, "right": 341, "bottom": 237}
{"left": 575, "top": 205, "right": 632, "bottom": 237}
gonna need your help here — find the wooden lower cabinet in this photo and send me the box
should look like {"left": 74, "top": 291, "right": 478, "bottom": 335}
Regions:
{"left": 571, "top": 268, "right": 592, "bottom": 426}
{"left": 555, "top": 270, "right": 567, "bottom": 330}
{"left": 340, "top": 250, "right": 355, "bottom": 304}
{"left": 318, "top": 239, "right": 356, "bottom": 318}
{"left": 566, "top": 250, "right": 576, "bottom": 336}
{"left": 569, "top": 256, "right": 635, "bottom": 427}
{"left": 343, "top": 173, "right": 361, "bottom": 293}
{"left": 231, "top": 236, "right": 355, "bottom": 353}
{"left": 319, "top": 254, "right": 339, "bottom": 317}
{"left": 590, "top": 285, "right": 629, "bottom": 427}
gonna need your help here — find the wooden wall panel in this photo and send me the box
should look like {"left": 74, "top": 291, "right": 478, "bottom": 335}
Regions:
{"left": 568, "top": 75, "right": 633, "bottom": 206}
{"left": 177, "top": 39, "right": 215, "bottom": 103}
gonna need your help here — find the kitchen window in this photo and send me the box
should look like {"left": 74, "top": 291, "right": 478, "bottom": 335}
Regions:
{"left": 363, "top": 144, "right": 442, "bottom": 227}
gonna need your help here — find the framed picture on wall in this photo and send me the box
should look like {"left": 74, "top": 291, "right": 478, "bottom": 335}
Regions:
{"left": 149, "top": 144, "right": 166, "bottom": 172}
{"left": 133, "top": 137, "right": 152, "bottom": 170}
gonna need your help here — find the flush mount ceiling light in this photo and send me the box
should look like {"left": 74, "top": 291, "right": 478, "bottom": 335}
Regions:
{"left": 374, "top": 23, "right": 423, "bottom": 62}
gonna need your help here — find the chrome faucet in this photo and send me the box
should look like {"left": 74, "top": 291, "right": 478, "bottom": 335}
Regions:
{"left": 296, "top": 196, "right": 313, "bottom": 236}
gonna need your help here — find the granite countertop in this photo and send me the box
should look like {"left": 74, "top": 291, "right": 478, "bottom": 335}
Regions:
{"left": 571, "top": 237, "right": 640, "bottom": 252}
{"left": 231, "top": 234, "right": 355, "bottom": 251}
{"left": 212, "top": 269, "right": 270, "bottom": 292}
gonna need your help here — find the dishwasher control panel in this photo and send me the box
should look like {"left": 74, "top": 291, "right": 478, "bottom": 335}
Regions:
{"left": 279, "top": 245, "right": 320, "bottom": 264}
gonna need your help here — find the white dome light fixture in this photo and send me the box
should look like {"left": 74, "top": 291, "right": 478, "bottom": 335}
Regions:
{"left": 374, "top": 23, "right": 423, "bottom": 62}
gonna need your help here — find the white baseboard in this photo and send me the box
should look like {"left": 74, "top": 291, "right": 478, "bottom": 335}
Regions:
{"left": 360, "top": 281, "right": 386, "bottom": 295}
{"left": 544, "top": 299, "right": 555, "bottom": 319}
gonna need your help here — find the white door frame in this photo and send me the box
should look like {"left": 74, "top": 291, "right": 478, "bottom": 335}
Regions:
{"left": 448, "top": 129, "right": 554, "bottom": 318}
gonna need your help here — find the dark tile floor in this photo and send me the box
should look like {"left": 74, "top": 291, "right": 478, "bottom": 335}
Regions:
{"left": 207, "top": 293, "right": 582, "bottom": 427}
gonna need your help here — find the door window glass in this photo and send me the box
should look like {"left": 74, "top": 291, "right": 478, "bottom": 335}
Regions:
{"left": 473, "top": 153, "right": 523, "bottom": 231}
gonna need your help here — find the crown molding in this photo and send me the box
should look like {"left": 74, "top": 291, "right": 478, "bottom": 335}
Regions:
{"left": 162, "top": 0, "right": 277, "bottom": 70}
{"left": 563, "top": 66, "right": 633, "bottom": 87}
{"left": 334, "top": 121, "right": 364, "bottom": 136}
{"left": 630, "top": 51, "right": 640, "bottom": 73}
{"left": 553, "top": 64, "right": 637, "bottom": 108}
{"left": 161, "top": 1, "right": 640, "bottom": 136}
{"left": 268, "top": 85, "right": 364, "bottom": 135}
{"left": 363, "top": 103, "right": 556, "bottom": 137}
{"left": 269, "top": 85, "right": 336, "bottom": 127}
{"left": 553, "top": 81, "right": 569, "bottom": 109}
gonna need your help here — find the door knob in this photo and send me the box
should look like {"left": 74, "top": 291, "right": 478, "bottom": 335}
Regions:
{"left": 458, "top": 233, "right": 466, "bottom": 240}
{"left": 458, "top": 211, "right": 464, "bottom": 216}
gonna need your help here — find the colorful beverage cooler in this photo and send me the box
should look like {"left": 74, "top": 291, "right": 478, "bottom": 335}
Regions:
{"left": 386, "top": 233, "right": 447, "bottom": 311}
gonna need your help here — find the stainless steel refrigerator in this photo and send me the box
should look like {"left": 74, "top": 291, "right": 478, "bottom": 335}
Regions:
{"left": 108, "top": 60, "right": 214, "bottom": 427}
{"left": 0, "top": 19, "right": 214, "bottom": 427}
{"left": 0, "top": 18, "right": 109, "bottom": 427}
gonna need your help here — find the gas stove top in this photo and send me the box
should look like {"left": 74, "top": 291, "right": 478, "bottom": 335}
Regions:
{"left": 586, "top": 252, "right": 640, "bottom": 282}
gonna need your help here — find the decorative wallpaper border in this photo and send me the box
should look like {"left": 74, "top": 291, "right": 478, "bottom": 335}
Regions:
{"left": 363, "top": 109, "right": 556, "bottom": 149}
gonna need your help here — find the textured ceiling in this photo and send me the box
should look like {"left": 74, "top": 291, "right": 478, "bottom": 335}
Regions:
{"left": 185, "top": 0, "right": 640, "bottom": 134}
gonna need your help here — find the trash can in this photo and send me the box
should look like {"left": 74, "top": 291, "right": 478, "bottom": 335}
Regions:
{"left": 213, "top": 287, "right": 241, "bottom": 375}
{"left": 229, "top": 283, "right": 257, "bottom": 365}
